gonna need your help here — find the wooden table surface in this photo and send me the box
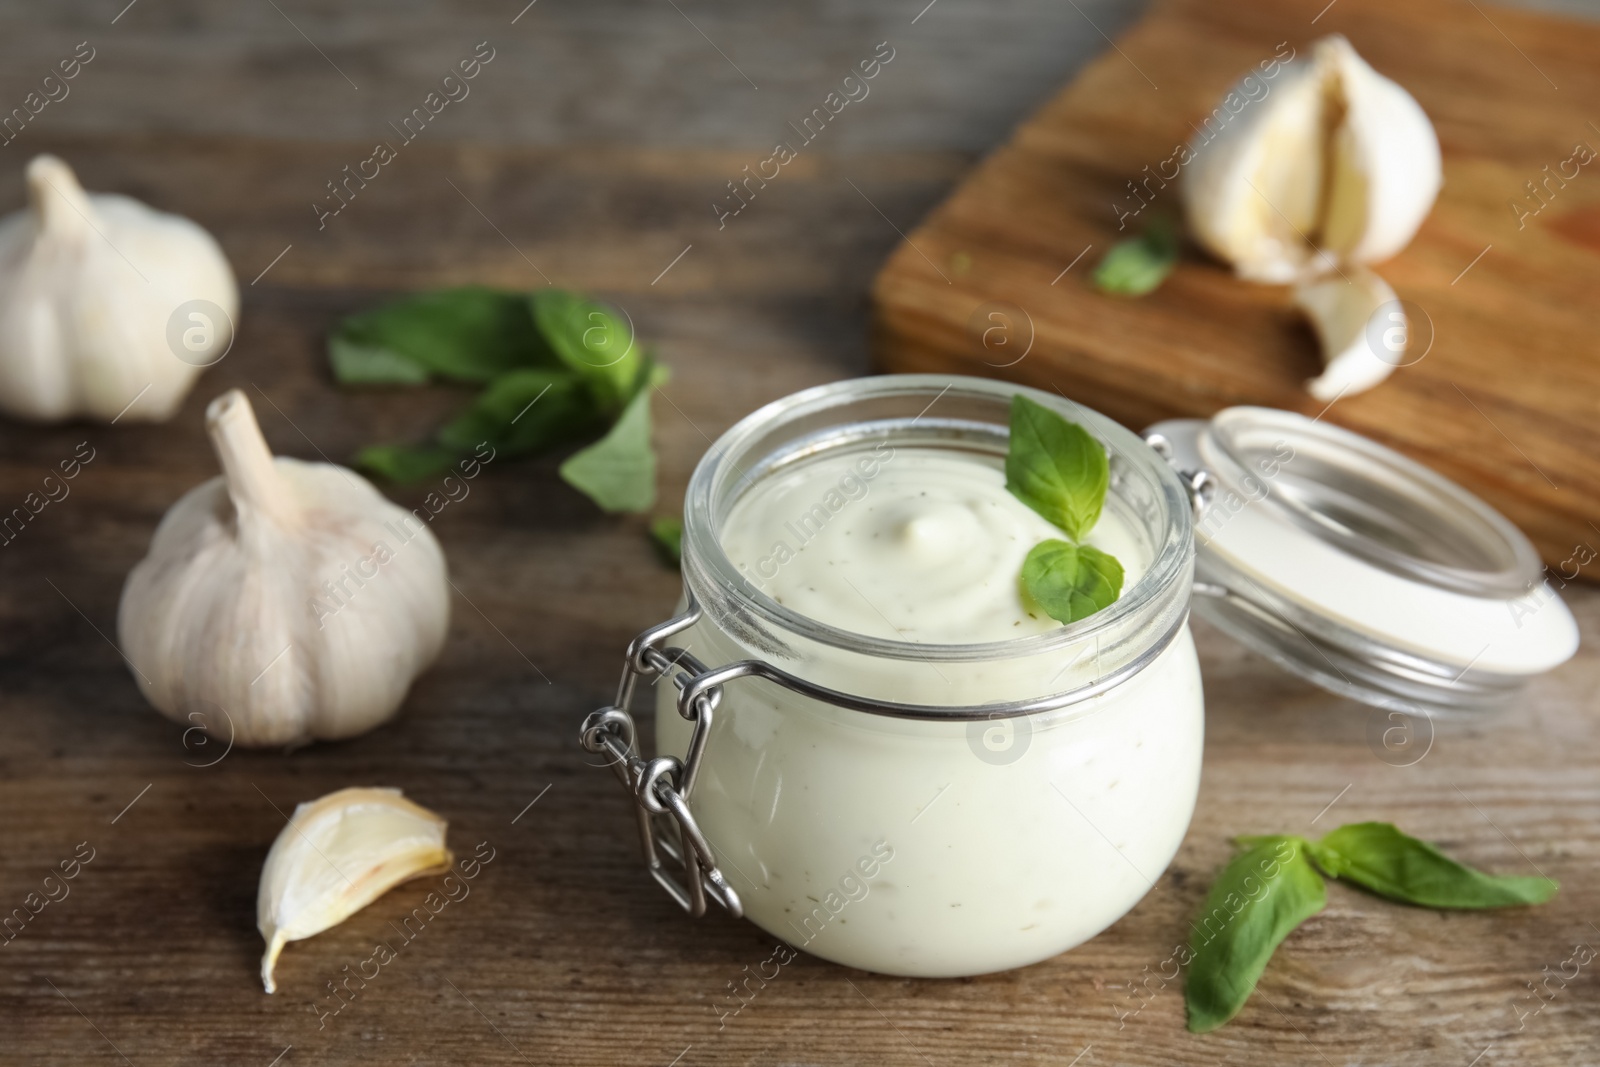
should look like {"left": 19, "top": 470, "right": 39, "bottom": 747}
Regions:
{"left": 2, "top": 2, "right": 1596, "bottom": 1065}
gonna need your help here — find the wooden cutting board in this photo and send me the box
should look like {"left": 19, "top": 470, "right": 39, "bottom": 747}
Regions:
{"left": 871, "top": 0, "right": 1600, "bottom": 576}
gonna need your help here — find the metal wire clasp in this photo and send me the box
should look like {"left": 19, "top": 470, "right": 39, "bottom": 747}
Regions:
{"left": 577, "top": 579, "right": 1190, "bottom": 914}
{"left": 1143, "top": 430, "right": 1213, "bottom": 522}
{"left": 578, "top": 599, "right": 742, "bottom": 919}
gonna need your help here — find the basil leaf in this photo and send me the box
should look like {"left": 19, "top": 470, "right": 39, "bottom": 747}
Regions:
{"left": 1020, "top": 540, "right": 1123, "bottom": 624}
{"left": 1187, "top": 836, "right": 1326, "bottom": 1034}
{"left": 353, "top": 443, "right": 462, "bottom": 484}
{"left": 1092, "top": 218, "right": 1179, "bottom": 297}
{"left": 1005, "top": 395, "right": 1110, "bottom": 541}
{"left": 329, "top": 335, "right": 432, "bottom": 385}
{"left": 531, "top": 290, "right": 641, "bottom": 413}
{"left": 649, "top": 517, "right": 683, "bottom": 568}
{"left": 1308, "top": 822, "right": 1559, "bottom": 909}
{"left": 332, "top": 287, "right": 667, "bottom": 510}
{"left": 559, "top": 381, "right": 657, "bottom": 513}
{"left": 436, "top": 370, "right": 601, "bottom": 457}
{"left": 331, "top": 287, "right": 551, "bottom": 385}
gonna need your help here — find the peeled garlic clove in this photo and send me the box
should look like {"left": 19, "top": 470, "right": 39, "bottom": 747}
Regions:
{"left": 118, "top": 389, "right": 450, "bottom": 746}
{"left": 1182, "top": 36, "right": 1441, "bottom": 282}
{"left": 259, "top": 787, "right": 451, "bottom": 993}
{"left": 1314, "top": 36, "right": 1442, "bottom": 266}
{"left": 1296, "top": 266, "right": 1401, "bottom": 401}
{"left": 0, "top": 155, "right": 238, "bottom": 423}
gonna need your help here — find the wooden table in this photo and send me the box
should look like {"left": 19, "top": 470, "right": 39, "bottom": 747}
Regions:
{"left": 3, "top": 2, "right": 1596, "bottom": 1064}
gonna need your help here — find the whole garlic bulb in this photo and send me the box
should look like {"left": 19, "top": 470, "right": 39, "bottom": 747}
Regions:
{"left": 118, "top": 389, "right": 450, "bottom": 746}
{"left": 0, "top": 154, "right": 238, "bottom": 422}
{"left": 1182, "top": 36, "right": 1441, "bottom": 283}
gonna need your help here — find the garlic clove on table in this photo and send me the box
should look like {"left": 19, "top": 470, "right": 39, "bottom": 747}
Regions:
{"left": 1181, "top": 35, "right": 1441, "bottom": 283}
{"left": 118, "top": 389, "right": 451, "bottom": 747}
{"left": 1296, "top": 266, "right": 1403, "bottom": 402}
{"left": 258, "top": 787, "right": 452, "bottom": 993}
{"left": 0, "top": 155, "right": 239, "bottom": 423}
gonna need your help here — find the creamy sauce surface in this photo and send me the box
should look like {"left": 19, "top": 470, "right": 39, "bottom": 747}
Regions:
{"left": 720, "top": 446, "right": 1148, "bottom": 644}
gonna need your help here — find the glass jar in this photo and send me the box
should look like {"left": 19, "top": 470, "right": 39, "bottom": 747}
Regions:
{"left": 580, "top": 374, "right": 1577, "bottom": 978}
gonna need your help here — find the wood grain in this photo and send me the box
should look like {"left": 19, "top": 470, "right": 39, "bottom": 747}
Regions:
{"left": 0, "top": 2, "right": 1597, "bottom": 1065}
{"left": 872, "top": 0, "right": 1600, "bottom": 574}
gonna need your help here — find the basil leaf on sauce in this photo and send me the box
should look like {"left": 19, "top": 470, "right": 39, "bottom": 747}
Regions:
{"left": 1004, "top": 395, "right": 1110, "bottom": 542}
{"left": 1019, "top": 540, "right": 1123, "bottom": 624}
{"left": 1092, "top": 218, "right": 1179, "bottom": 297}
{"left": 1186, "top": 836, "right": 1327, "bottom": 1034}
{"left": 1307, "top": 822, "right": 1559, "bottom": 909}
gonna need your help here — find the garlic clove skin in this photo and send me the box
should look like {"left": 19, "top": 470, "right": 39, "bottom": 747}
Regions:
{"left": 118, "top": 389, "right": 450, "bottom": 747}
{"left": 0, "top": 155, "right": 239, "bottom": 423}
{"left": 1182, "top": 56, "right": 1329, "bottom": 284}
{"left": 1314, "top": 36, "right": 1442, "bottom": 267}
{"left": 1297, "top": 266, "right": 1402, "bottom": 402}
{"left": 1181, "top": 36, "right": 1441, "bottom": 283}
{"left": 258, "top": 787, "right": 452, "bottom": 994}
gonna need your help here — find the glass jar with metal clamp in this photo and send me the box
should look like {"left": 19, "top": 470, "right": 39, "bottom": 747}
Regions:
{"left": 581, "top": 375, "right": 1577, "bottom": 977}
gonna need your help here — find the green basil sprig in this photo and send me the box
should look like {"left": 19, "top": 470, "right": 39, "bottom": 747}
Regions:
{"left": 1092, "top": 217, "right": 1179, "bottom": 298}
{"left": 329, "top": 287, "right": 663, "bottom": 514}
{"left": 648, "top": 517, "right": 683, "bottom": 568}
{"left": 331, "top": 286, "right": 548, "bottom": 385}
{"left": 1006, "top": 395, "right": 1109, "bottom": 540}
{"left": 1306, "top": 821, "right": 1559, "bottom": 910}
{"left": 1186, "top": 836, "right": 1327, "bottom": 1035}
{"left": 1187, "top": 822, "right": 1559, "bottom": 1033}
{"left": 1005, "top": 395, "right": 1123, "bottom": 623}
{"left": 1019, "top": 541, "right": 1123, "bottom": 624}
{"left": 556, "top": 364, "right": 667, "bottom": 514}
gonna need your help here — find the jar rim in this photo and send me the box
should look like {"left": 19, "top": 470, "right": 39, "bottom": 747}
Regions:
{"left": 680, "top": 374, "right": 1194, "bottom": 664}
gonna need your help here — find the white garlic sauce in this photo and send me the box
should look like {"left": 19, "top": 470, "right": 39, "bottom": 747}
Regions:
{"left": 721, "top": 446, "right": 1148, "bottom": 643}
{"left": 657, "top": 444, "right": 1202, "bottom": 976}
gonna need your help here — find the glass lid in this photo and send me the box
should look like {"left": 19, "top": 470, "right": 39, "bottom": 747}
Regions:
{"left": 1144, "top": 407, "right": 1579, "bottom": 718}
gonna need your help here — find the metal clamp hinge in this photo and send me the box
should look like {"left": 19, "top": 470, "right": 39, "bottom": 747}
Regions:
{"left": 579, "top": 601, "right": 742, "bottom": 919}
{"left": 1143, "top": 430, "right": 1213, "bottom": 522}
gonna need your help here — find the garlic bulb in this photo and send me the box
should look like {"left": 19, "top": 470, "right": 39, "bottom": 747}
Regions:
{"left": 1296, "top": 266, "right": 1403, "bottom": 401}
{"left": 1182, "top": 36, "right": 1441, "bottom": 283}
{"left": 0, "top": 155, "right": 238, "bottom": 422}
{"left": 118, "top": 389, "right": 450, "bottom": 746}
{"left": 258, "top": 787, "right": 451, "bottom": 993}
